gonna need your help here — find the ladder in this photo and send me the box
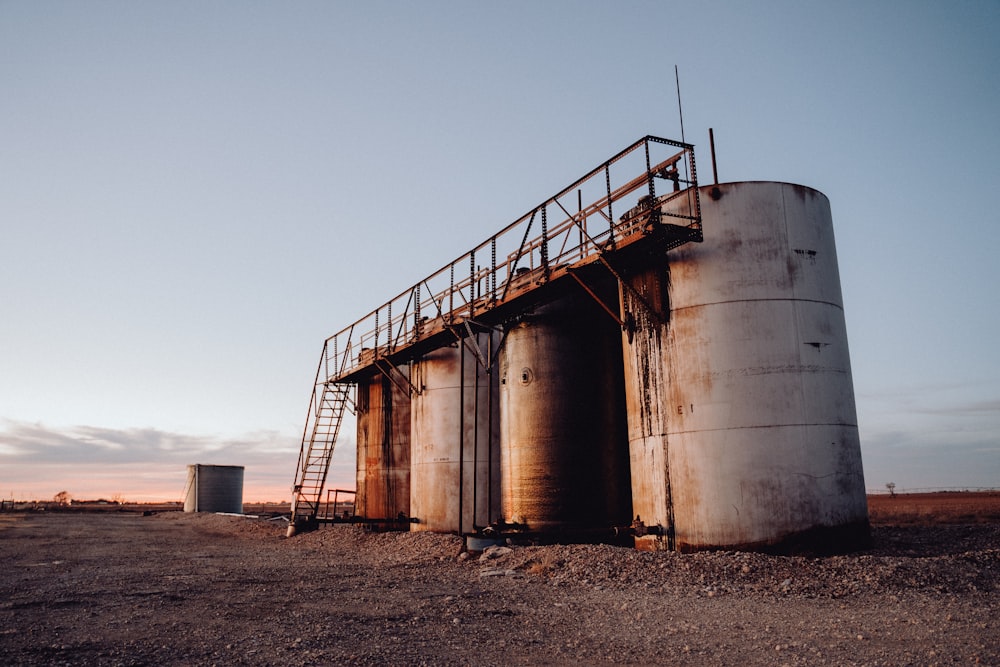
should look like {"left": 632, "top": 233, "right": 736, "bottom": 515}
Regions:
{"left": 288, "top": 379, "right": 352, "bottom": 535}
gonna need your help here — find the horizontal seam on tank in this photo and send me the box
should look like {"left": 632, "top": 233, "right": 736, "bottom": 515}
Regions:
{"left": 709, "top": 368, "right": 850, "bottom": 376}
{"left": 669, "top": 298, "right": 845, "bottom": 313}
{"left": 667, "top": 422, "right": 859, "bottom": 436}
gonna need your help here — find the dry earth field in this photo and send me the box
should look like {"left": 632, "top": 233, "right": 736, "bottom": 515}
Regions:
{"left": 1, "top": 493, "right": 998, "bottom": 666}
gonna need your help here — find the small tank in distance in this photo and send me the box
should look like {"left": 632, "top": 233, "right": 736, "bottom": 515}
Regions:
{"left": 183, "top": 464, "right": 244, "bottom": 514}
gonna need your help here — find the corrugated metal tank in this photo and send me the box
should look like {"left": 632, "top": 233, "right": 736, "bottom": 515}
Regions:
{"left": 183, "top": 464, "right": 244, "bottom": 514}
{"left": 500, "top": 281, "right": 632, "bottom": 533}
{"left": 409, "top": 332, "right": 501, "bottom": 533}
{"left": 355, "top": 365, "right": 411, "bottom": 527}
{"left": 621, "top": 181, "right": 868, "bottom": 552}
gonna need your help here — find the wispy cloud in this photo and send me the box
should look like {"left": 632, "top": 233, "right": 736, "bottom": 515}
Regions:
{"left": 915, "top": 399, "right": 1000, "bottom": 417}
{"left": 0, "top": 419, "right": 357, "bottom": 502}
{"left": 0, "top": 419, "right": 297, "bottom": 463}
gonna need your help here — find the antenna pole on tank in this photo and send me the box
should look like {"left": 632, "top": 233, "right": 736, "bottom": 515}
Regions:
{"left": 675, "top": 65, "right": 690, "bottom": 183}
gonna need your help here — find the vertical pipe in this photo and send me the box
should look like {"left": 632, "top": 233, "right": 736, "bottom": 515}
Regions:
{"left": 458, "top": 336, "right": 465, "bottom": 535}
{"left": 472, "top": 333, "right": 480, "bottom": 528}
{"left": 487, "top": 333, "right": 495, "bottom": 524}
{"left": 709, "top": 128, "right": 719, "bottom": 185}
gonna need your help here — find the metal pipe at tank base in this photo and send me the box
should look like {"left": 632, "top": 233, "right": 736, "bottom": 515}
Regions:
{"left": 473, "top": 523, "right": 637, "bottom": 548}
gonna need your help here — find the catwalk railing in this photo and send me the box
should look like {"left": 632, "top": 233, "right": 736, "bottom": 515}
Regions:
{"left": 319, "top": 135, "right": 701, "bottom": 385}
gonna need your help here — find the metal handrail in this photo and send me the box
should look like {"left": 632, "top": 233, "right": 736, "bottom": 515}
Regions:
{"left": 321, "top": 135, "right": 699, "bottom": 383}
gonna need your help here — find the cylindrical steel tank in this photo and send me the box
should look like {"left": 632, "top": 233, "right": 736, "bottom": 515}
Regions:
{"left": 355, "top": 364, "right": 411, "bottom": 527}
{"left": 183, "top": 464, "right": 244, "bottom": 514}
{"left": 409, "top": 331, "right": 501, "bottom": 533}
{"left": 621, "top": 181, "right": 868, "bottom": 552}
{"left": 500, "top": 280, "right": 632, "bottom": 533}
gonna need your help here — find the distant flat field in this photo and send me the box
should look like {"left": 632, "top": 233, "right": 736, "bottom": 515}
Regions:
{"left": 11, "top": 494, "right": 1000, "bottom": 525}
{"left": 867, "top": 491, "right": 1000, "bottom": 525}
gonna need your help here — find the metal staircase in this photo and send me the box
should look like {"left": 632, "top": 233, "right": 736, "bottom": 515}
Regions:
{"left": 288, "top": 344, "right": 353, "bottom": 535}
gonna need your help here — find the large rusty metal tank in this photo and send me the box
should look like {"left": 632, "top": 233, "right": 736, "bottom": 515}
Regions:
{"left": 500, "top": 279, "right": 632, "bottom": 534}
{"left": 355, "top": 364, "right": 411, "bottom": 527}
{"left": 621, "top": 181, "right": 869, "bottom": 552}
{"left": 409, "top": 332, "right": 501, "bottom": 533}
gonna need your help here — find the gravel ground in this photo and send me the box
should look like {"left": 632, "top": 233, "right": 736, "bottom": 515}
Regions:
{"left": 1, "top": 510, "right": 997, "bottom": 666}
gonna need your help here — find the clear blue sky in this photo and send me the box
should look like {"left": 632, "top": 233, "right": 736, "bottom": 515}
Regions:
{"left": 2, "top": 1, "right": 998, "bottom": 501}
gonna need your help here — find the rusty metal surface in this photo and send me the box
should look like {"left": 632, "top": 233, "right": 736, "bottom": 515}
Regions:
{"left": 619, "top": 266, "right": 675, "bottom": 550}
{"left": 355, "top": 366, "right": 411, "bottom": 526}
{"left": 499, "top": 280, "right": 631, "bottom": 532}
{"left": 623, "top": 182, "right": 868, "bottom": 553}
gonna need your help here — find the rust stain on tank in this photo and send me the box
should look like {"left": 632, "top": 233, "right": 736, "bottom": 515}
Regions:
{"left": 356, "top": 369, "right": 411, "bottom": 526}
{"left": 786, "top": 182, "right": 812, "bottom": 203}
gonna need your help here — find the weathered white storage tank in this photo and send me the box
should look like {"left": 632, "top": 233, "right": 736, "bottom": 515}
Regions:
{"left": 500, "top": 280, "right": 632, "bottom": 533}
{"left": 183, "top": 464, "right": 244, "bottom": 514}
{"left": 409, "top": 332, "right": 500, "bottom": 532}
{"left": 355, "top": 365, "right": 411, "bottom": 527}
{"left": 621, "top": 181, "right": 868, "bottom": 552}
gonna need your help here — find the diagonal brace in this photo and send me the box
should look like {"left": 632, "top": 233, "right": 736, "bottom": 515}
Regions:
{"left": 373, "top": 357, "right": 421, "bottom": 397}
{"left": 552, "top": 197, "right": 666, "bottom": 327}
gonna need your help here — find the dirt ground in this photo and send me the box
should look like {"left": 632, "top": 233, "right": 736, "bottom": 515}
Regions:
{"left": 1, "top": 494, "right": 997, "bottom": 666}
